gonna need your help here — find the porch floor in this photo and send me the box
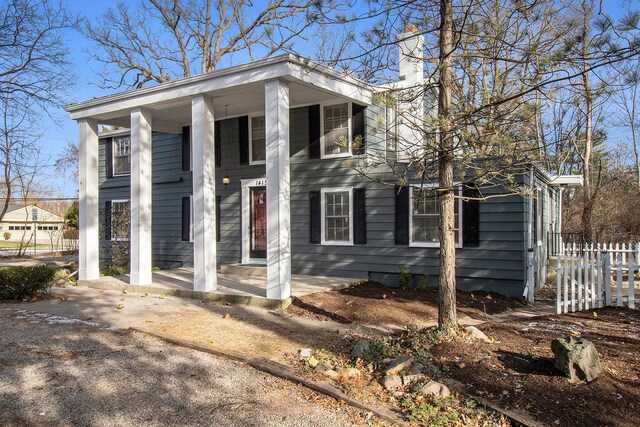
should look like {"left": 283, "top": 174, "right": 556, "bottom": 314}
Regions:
{"left": 102, "top": 268, "right": 359, "bottom": 303}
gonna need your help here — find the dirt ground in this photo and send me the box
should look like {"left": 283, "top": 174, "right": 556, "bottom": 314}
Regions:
{"left": 431, "top": 307, "right": 640, "bottom": 427}
{"left": 287, "top": 281, "right": 528, "bottom": 327}
{"left": 0, "top": 306, "right": 374, "bottom": 427}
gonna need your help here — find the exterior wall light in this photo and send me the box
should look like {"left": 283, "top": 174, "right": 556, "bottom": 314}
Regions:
{"left": 222, "top": 175, "right": 231, "bottom": 189}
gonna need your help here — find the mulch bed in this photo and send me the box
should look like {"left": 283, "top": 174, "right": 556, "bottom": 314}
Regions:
{"left": 431, "top": 307, "right": 640, "bottom": 427}
{"left": 288, "top": 281, "right": 528, "bottom": 326}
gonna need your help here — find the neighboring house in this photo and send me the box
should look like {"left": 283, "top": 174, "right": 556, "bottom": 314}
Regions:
{"left": 66, "top": 28, "right": 580, "bottom": 301}
{"left": 0, "top": 205, "right": 65, "bottom": 246}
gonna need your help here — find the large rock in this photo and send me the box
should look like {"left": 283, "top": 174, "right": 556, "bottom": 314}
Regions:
{"left": 421, "top": 380, "right": 451, "bottom": 398}
{"left": 351, "top": 339, "right": 370, "bottom": 359}
{"left": 382, "top": 375, "right": 403, "bottom": 390}
{"left": 465, "top": 326, "right": 491, "bottom": 343}
{"left": 551, "top": 336, "right": 602, "bottom": 382}
{"left": 385, "top": 355, "right": 414, "bottom": 375}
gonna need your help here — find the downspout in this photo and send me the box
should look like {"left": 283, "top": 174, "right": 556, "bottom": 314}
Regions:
{"left": 525, "top": 168, "right": 535, "bottom": 302}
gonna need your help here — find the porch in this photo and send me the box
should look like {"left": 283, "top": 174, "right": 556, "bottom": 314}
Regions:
{"left": 80, "top": 266, "right": 359, "bottom": 309}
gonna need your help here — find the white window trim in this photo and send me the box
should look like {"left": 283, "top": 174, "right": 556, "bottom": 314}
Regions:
{"left": 409, "top": 184, "right": 463, "bottom": 249}
{"left": 110, "top": 199, "right": 130, "bottom": 242}
{"left": 249, "top": 113, "right": 266, "bottom": 165}
{"left": 321, "top": 186, "right": 353, "bottom": 246}
{"left": 535, "top": 188, "right": 543, "bottom": 247}
{"left": 189, "top": 195, "right": 194, "bottom": 242}
{"left": 112, "top": 135, "right": 132, "bottom": 177}
{"left": 320, "top": 101, "right": 352, "bottom": 159}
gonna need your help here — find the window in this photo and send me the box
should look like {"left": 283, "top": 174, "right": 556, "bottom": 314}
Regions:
{"left": 113, "top": 136, "right": 131, "bottom": 175}
{"left": 8, "top": 225, "right": 31, "bottom": 231}
{"left": 250, "top": 116, "right": 266, "bottom": 164}
{"left": 111, "top": 200, "right": 130, "bottom": 241}
{"left": 534, "top": 188, "right": 543, "bottom": 244}
{"left": 322, "top": 103, "right": 350, "bottom": 157}
{"left": 410, "top": 186, "right": 461, "bottom": 247}
{"left": 321, "top": 187, "right": 353, "bottom": 245}
{"left": 37, "top": 226, "right": 59, "bottom": 231}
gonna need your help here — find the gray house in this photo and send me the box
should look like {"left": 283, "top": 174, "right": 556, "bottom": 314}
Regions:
{"left": 67, "top": 29, "right": 576, "bottom": 301}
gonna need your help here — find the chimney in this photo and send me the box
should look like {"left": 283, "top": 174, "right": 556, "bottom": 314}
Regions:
{"left": 398, "top": 25, "right": 424, "bottom": 87}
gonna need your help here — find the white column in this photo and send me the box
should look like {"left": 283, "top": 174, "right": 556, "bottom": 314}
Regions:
{"left": 265, "top": 79, "right": 291, "bottom": 300}
{"left": 130, "top": 108, "right": 153, "bottom": 285}
{"left": 191, "top": 95, "right": 217, "bottom": 292}
{"left": 78, "top": 119, "right": 100, "bottom": 281}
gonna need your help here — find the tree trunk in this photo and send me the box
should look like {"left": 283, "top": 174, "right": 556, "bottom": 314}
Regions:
{"left": 438, "top": 0, "right": 457, "bottom": 334}
{"left": 580, "top": 55, "right": 594, "bottom": 243}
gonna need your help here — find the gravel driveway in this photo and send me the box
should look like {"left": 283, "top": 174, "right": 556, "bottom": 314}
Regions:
{"left": 0, "top": 305, "right": 366, "bottom": 427}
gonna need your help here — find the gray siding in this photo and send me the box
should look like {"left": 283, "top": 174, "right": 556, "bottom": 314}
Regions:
{"left": 98, "top": 104, "right": 534, "bottom": 298}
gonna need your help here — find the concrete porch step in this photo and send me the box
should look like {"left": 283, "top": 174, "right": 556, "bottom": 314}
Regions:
{"left": 219, "top": 264, "right": 267, "bottom": 278}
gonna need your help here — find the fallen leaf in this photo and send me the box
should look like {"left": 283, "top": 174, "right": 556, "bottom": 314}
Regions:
{"left": 145, "top": 320, "right": 154, "bottom": 323}
{"left": 122, "top": 289, "right": 129, "bottom": 294}
{"left": 159, "top": 294, "right": 165, "bottom": 299}
{"left": 593, "top": 312, "right": 598, "bottom": 318}
{"left": 308, "top": 356, "right": 319, "bottom": 367}
{"left": 85, "top": 317, "right": 93, "bottom": 321}
{"left": 224, "top": 313, "right": 231, "bottom": 319}
{"left": 382, "top": 294, "right": 387, "bottom": 299}
{"left": 141, "top": 293, "right": 148, "bottom": 298}
{"left": 120, "top": 297, "right": 125, "bottom": 301}
{"left": 116, "top": 304, "right": 125, "bottom": 309}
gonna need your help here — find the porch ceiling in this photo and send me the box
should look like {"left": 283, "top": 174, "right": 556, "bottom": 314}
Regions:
{"left": 66, "top": 55, "right": 374, "bottom": 133}
{"left": 98, "top": 80, "right": 346, "bottom": 132}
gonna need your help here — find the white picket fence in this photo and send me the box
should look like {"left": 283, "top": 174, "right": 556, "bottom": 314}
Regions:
{"left": 556, "top": 246, "right": 638, "bottom": 314}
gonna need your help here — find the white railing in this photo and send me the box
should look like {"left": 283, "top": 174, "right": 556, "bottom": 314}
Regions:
{"left": 556, "top": 250, "right": 637, "bottom": 314}
{"left": 562, "top": 242, "right": 640, "bottom": 265}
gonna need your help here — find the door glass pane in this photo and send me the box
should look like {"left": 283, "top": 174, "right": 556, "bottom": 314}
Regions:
{"left": 251, "top": 188, "right": 267, "bottom": 255}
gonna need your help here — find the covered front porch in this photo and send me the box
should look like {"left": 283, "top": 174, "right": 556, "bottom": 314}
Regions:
{"left": 68, "top": 55, "right": 372, "bottom": 301}
{"left": 85, "top": 266, "right": 358, "bottom": 309}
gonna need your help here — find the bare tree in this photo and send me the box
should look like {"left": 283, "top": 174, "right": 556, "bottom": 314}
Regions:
{"left": 314, "top": 0, "right": 640, "bottom": 334}
{"left": 0, "top": 0, "right": 76, "bottom": 223}
{"left": 612, "top": 59, "right": 640, "bottom": 186}
{"left": 84, "top": 0, "right": 322, "bottom": 89}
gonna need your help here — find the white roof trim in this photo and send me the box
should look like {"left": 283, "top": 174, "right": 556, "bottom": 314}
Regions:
{"left": 66, "top": 55, "right": 374, "bottom": 120}
{"left": 549, "top": 175, "right": 584, "bottom": 188}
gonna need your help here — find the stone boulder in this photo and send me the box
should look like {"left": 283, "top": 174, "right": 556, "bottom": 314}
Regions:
{"left": 382, "top": 375, "right": 403, "bottom": 390}
{"left": 465, "top": 326, "right": 491, "bottom": 343}
{"left": 351, "top": 339, "right": 370, "bottom": 359}
{"left": 551, "top": 336, "right": 602, "bottom": 382}
{"left": 385, "top": 355, "right": 414, "bottom": 375}
{"left": 421, "top": 380, "right": 451, "bottom": 398}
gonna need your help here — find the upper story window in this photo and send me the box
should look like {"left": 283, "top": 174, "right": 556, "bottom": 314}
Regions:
{"left": 410, "top": 186, "right": 461, "bottom": 247}
{"left": 250, "top": 116, "right": 266, "bottom": 164}
{"left": 322, "top": 103, "right": 351, "bottom": 158}
{"left": 321, "top": 187, "right": 353, "bottom": 245}
{"left": 113, "top": 136, "right": 131, "bottom": 176}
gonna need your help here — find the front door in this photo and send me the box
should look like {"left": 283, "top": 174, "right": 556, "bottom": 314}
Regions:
{"left": 249, "top": 187, "right": 267, "bottom": 259}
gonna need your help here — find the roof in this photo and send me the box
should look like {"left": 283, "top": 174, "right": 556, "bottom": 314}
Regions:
{"left": 65, "top": 55, "right": 375, "bottom": 124}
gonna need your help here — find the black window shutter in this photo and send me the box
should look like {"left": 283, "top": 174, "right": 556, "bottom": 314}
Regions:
{"left": 239, "top": 116, "right": 249, "bottom": 165}
{"left": 352, "top": 104, "right": 366, "bottom": 155}
{"left": 181, "top": 126, "right": 191, "bottom": 171}
{"left": 104, "top": 201, "right": 112, "bottom": 241}
{"left": 215, "top": 121, "right": 221, "bottom": 167}
{"left": 105, "top": 138, "right": 113, "bottom": 178}
{"left": 309, "top": 190, "right": 321, "bottom": 243}
{"left": 353, "top": 188, "right": 367, "bottom": 244}
{"left": 182, "top": 197, "right": 191, "bottom": 242}
{"left": 462, "top": 183, "right": 480, "bottom": 247}
{"left": 308, "top": 104, "right": 321, "bottom": 159}
{"left": 216, "top": 195, "right": 221, "bottom": 242}
{"left": 395, "top": 185, "right": 410, "bottom": 245}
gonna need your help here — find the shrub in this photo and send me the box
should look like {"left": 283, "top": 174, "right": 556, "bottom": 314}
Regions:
{"left": 3, "top": 232, "right": 10, "bottom": 240}
{"left": 101, "top": 265, "right": 129, "bottom": 277}
{"left": 0, "top": 265, "right": 57, "bottom": 300}
{"left": 399, "top": 265, "right": 412, "bottom": 289}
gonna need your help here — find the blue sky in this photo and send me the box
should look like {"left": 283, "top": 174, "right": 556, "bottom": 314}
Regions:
{"left": 46, "top": 0, "right": 635, "bottom": 197}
